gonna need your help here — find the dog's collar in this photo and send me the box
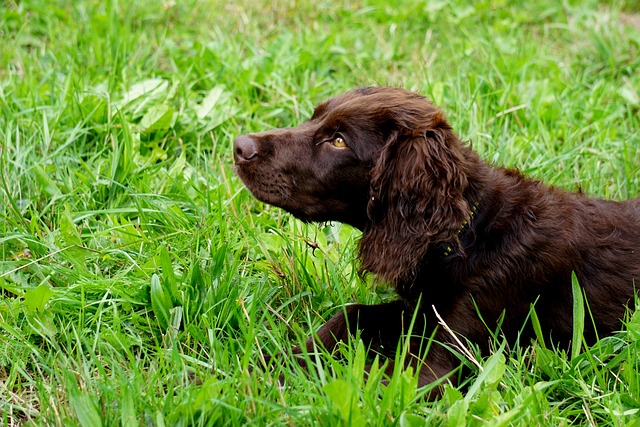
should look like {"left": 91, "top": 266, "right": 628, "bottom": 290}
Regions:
{"left": 443, "top": 200, "right": 480, "bottom": 257}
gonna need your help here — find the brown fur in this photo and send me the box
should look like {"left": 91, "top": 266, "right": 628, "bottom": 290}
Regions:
{"left": 234, "top": 87, "right": 640, "bottom": 393}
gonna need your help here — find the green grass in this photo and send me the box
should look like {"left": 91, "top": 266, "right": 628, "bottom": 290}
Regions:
{"left": 1, "top": 0, "right": 639, "bottom": 425}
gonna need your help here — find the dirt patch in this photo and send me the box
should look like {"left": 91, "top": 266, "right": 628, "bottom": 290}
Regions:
{"left": 621, "top": 13, "right": 640, "bottom": 29}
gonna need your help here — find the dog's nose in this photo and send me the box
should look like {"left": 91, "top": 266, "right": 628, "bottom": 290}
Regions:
{"left": 233, "top": 135, "right": 258, "bottom": 163}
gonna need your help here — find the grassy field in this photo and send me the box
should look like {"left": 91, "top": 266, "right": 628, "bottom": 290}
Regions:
{"left": 1, "top": 0, "right": 640, "bottom": 425}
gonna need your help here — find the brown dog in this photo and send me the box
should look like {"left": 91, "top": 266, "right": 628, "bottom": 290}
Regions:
{"left": 234, "top": 87, "right": 640, "bottom": 391}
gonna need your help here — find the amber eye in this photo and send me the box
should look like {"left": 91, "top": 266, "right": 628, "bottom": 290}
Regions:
{"left": 331, "top": 136, "right": 348, "bottom": 148}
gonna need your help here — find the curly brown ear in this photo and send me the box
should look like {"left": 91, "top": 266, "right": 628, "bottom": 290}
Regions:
{"left": 359, "top": 124, "right": 471, "bottom": 284}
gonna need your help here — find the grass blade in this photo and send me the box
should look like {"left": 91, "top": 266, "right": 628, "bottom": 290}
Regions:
{"left": 571, "top": 271, "right": 585, "bottom": 360}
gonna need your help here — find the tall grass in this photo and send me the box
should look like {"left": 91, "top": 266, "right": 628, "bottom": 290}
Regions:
{"left": 1, "top": 0, "right": 639, "bottom": 425}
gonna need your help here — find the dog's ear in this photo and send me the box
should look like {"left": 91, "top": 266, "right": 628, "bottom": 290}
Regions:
{"left": 359, "top": 122, "right": 471, "bottom": 285}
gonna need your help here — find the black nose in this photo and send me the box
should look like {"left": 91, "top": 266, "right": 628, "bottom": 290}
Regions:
{"left": 233, "top": 135, "right": 258, "bottom": 163}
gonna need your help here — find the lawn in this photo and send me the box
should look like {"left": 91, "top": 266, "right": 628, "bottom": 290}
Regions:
{"left": 1, "top": 0, "right": 640, "bottom": 425}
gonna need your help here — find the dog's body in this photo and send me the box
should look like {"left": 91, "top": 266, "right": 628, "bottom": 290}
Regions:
{"left": 234, "top": 87, "right": 640, "bottom": 391}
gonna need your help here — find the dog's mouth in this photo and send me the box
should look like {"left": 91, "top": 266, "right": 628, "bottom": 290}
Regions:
{"left": 236, "top": 164, "right": 342, "bottom": 223}
{"left": 236, "top": 165, "right": 292, "bottom": 205}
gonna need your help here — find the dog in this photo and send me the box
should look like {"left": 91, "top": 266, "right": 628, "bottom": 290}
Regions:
{"left": 233, "top": 86, "right": 640, "bottom": 392}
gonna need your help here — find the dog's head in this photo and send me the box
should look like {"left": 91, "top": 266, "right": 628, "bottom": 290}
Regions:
{"left": 234, "top": 87, "right": 473, "bottom": 283}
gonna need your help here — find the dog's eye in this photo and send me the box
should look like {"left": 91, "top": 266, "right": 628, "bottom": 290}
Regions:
{"left": 331, "top": 137, "right": 348, "bottom": 148}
